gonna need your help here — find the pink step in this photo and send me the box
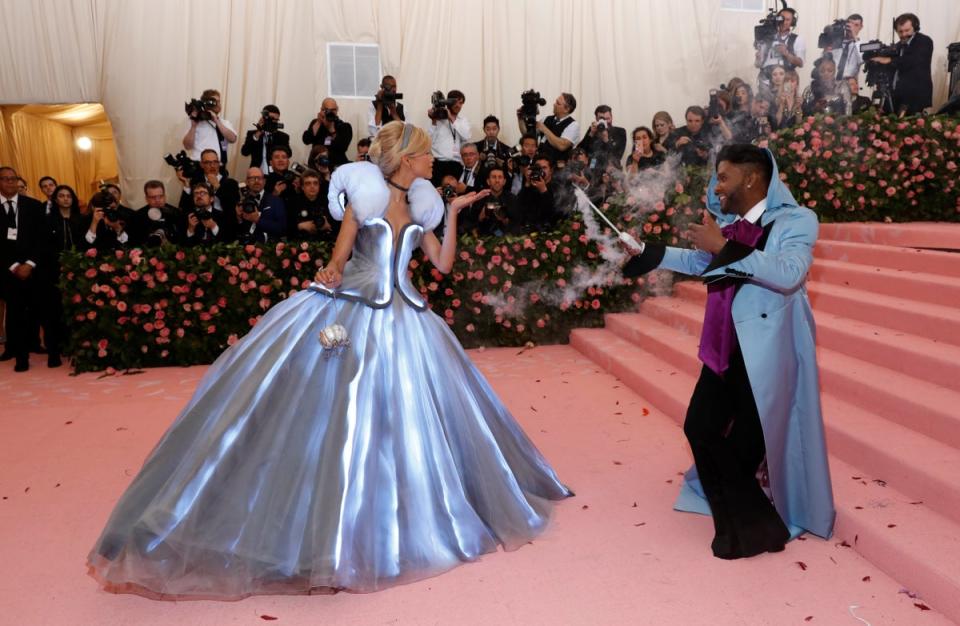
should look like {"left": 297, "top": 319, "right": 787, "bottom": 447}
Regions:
{"left": 829, "top": 457, "right": 960, "bottom": 624}
{"left": 806, "top": 281, "right": 960, "bottom": 346}
{"left": 638, "top": 297, "right": 960, "bottom": 447}
{"left": 672, "top": 281, "right": 960, "bottom": 393}
{"left": 809, "top": 259, "right": 960, "bottom": 307}
{"left": 570, "top": 324, "right": 960, "bottom": 622}
{"left": 820, "top": 222, "right": 960, "bottom": 250}
{"left": 568, "top": 328, "right": 691, "bottom": 424}
{"left": 815, "top": 240, "right": 960, "bottom": 279}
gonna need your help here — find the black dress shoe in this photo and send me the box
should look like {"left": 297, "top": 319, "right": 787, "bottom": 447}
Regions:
{"left": 0, "top": 351, "right": 13, "bottom": 362}
{"left": 31, "top": 345, "right": 47, "bottom": 355}
{"left": 14, "top": 357, "right": 29, "bottom": 372}
{"left": 47, "top": 354, "right": 63, "bottom": 368}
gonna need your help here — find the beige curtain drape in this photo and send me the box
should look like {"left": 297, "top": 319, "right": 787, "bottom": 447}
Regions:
{"left": 0, "top": 0, "right": 957, "bottom": 206}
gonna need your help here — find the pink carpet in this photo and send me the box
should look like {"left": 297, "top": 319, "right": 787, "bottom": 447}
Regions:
{"left": 0, "top": 345, "right": 949, "bottom": 625}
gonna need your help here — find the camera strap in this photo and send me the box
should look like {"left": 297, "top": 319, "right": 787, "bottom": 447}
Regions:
{"left": 211, "top": 121, "right": 228, "bottom": 166}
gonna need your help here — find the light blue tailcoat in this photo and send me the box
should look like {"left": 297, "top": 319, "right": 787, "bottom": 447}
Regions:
{"left": 662, "top": 151, "right": 836, "bottom": 539}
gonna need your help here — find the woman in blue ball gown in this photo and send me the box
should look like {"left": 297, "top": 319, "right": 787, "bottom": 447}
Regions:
{"left": 87, "top": 121, "right": 573, "bottom": 599}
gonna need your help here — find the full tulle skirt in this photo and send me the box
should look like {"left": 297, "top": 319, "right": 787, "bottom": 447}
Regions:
{"left": 87, "top": 288, "right": 572, "bottom": 598}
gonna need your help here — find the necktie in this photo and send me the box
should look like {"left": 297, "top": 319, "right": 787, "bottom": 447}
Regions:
{"left": 5, "top": 200, "right": 14, "bottom": 225}
{"left": 698, "top": 218, "right": 765, "bottom": 375}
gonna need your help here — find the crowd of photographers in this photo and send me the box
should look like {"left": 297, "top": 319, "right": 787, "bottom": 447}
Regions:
{"left": 0, "top": 10, "right": 942, "bottom": 371}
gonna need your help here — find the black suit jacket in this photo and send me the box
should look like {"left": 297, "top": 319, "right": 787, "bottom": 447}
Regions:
{"left": 0, "top": 195, "right": 53, "bottom": 288}
{"left": 241, "top": 129, "right": 291, "bottom": 168}
{"left": 891, "top": 32, "right": 934, "bottom": 114}
{"left": 178, "top": 176, "right": 242, "bottom": 242}
{"left": 302, "top": 119, "right": 354, "bottom": 167}
{"left": 577, "top": 125, "right": 627, "bottom": 169}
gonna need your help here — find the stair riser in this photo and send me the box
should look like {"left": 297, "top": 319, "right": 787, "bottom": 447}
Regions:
{"left": 809, "top": 264, "right": 960, "bottom": 307}
{"left": 568, "top": 333, "right": 689, "bottom": 425}
{"left": 815, "top": 242, "right": 960, "bottom": 278}
{"left": 820, "top": 223, "right": 960, "bottom": 250}
{"left": 825, "top": 426, "right": 960, "bottom": 527}
{"left": 808, "top": 289, "right": 960, "bottom": 346}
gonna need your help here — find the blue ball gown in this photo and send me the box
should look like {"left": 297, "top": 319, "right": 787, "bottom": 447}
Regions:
{"left": 87, "top": 162, "right": 573, "bottom": 599}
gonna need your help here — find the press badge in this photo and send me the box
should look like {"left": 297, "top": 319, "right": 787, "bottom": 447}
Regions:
{"left": 6, "top": 227, "right": 16, "bottom": 241}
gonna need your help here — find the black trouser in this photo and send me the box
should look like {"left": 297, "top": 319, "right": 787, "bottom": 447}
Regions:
{"left": 1, "top": 273, "right": 60, "bottom": 360}
{"left": 683, "top": 348, "right": 789, "bottom": 558}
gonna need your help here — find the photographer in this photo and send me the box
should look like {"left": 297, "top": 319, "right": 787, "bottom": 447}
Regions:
{"left": 176, "top": 149, "right": 241, "bottom": 242}
{"left": 427, "top": 89, "right": 471, "bottom": 186}
{"left": 135, "top": 180, "right": 180, "bottom": 247}
{"left": 667, "top": 106, "right": 713, "bottom": 167}
{"left": 868, "top": 13, "right": 933, "bottom": 114}
{"left": 474, "top": 115, "right": 512, "bottom": 167}
{"left": 577, "top": 105, "right": 626, "bottom": 172}
{"left": 264, "top": 145, "right": 299, "bottom": 201}
{"left": 454, "top": 144, "right": 482, "bottom": 194}
{"left": 84, "top": 190, "right": 130, "bottom": 253}
{"left": 355, "top": 137, "right": 372, "bottom": 162}
{"left": 368, "top": 75, "right": 405, "bottom": 136}
{"left": 513, "top": 155, "right": 563, "bottom": 233}
{"left": 802, "top": 55, "right": 853, "bottom": 117}
{"left": 235, "top": 167, "right": 286, "bottom": 244}
{"left": 755, "top": 8, "right": 806, "bottom": 87}
{"left": 241, "top": 104, "right": 291, "bottom": 172}
{"left": 509, "top": 134, "right": 539, "bottom": 196}
{"left": 831, "top": 14, "right": 865, "bottom": 80}
{"left": 181, "top": 88, "right": 238, "bottom": 165}
{"left": 302, "top": 97, "right": 353, "bottom": 168}
{"left": 462, "top": 166, "right": 513, "bottom": 237}
{"left": 519, "top": 93, "right": 580, "bottom": 165}
{"left": 287, "top": 169, "right": 338, "bottom": 243}
{"left": 182, "top": 182, "right": 222, "bottom": 247}
{"left": 307, "top": 145, "right": 334, "bottom": 182}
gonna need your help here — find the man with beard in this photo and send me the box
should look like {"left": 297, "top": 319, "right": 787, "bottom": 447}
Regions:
{"left": 621, "top": 144, "right": 835, "bottom": 559}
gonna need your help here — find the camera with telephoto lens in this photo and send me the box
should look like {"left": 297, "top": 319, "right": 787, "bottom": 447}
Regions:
{"left": 185, "top": 97, "right": 217, "bottom": 121}
{"left": 194, "top": 207, "right": 214, "bottom": 222}
{"left": 483, "top": 197, "right": 505, "bottom": 220}
{"left": 520, "top": 89, "right": 547, "bottom": 130}
{"left": 529, "top": 162, "right": 546, "bottom": 182}
{"left": 441, "top": 184, "right": 457, "bottom": 200}
{"left": 103, "top": 206, "right": 120, "bottom": 222}
{"left": 259, "top": 114, "right": 284, "bottom": 133}
{"left": 375, "top": 91, "right": 403, "bottom": 104}
{"left": 483, "top": 151, "right": 501, "bottom": 169}
{"left": 754, "top": 9, "right": 784, "bottom": 46}
{"left": 241, "top": 190, "right": 261, "bottom": 214}
{"left": 430, "top": 91, "right": 458, "bottom": 120}
{"left": 324, "top": 110, "right": 339, "bottom": 123}
{"left": 818, "top": 19, "right": 850, "bottom": 50}
{"left": 163, "top": 150, "right": 201, "bottom": 180}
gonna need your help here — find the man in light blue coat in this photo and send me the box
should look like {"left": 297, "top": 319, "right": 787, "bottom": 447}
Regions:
{"left": 623, "top": 144, "right": 835, "bottom": 559}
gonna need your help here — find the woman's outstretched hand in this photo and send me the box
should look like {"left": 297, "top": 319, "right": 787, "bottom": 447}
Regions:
{"left": 448, "top": 189, "right": 491, "bottom": 214}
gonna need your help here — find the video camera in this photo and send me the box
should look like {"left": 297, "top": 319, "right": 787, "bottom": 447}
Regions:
{"left": 861, "top": 40, "right": 899, "bottom": 90}
{"left": 185, "top": 97, "right": 217, "bottom": 121}
{"left": 163, "top": 150, "right": 201, "bottom": 180}
{"left": 818, "top": 19, "right": 850, "bottom": 50}
{"left": 520, "top": 89, "right": 546, "bottom": 130}
{"left": 374, "top": 91, "right": 403, "bottom": 105}
{"left": 754, "top": 9, "right": 784, "bottom": 47}
{"left": 429, "top": 91, "right": 458, "bottom": 120}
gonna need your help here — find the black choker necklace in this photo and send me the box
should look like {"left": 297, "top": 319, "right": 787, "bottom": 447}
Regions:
{"left": 385, "top": 177, "right": 410, "bottom": 193}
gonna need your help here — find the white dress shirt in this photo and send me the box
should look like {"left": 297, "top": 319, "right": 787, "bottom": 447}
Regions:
{"left": 183, "top": 118, "right": 237, "bottom": 161}
{"left": 428, "top": 115, "right": 471, "bottom": 162}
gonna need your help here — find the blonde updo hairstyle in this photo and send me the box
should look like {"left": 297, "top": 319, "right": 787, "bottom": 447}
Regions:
{"left": 368, "top": 121, "right": 431, "bottom": 176}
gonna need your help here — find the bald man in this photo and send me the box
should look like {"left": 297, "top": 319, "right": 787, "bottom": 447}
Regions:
{"left": 302, "top": 97, "right": 354, "bottom": 167}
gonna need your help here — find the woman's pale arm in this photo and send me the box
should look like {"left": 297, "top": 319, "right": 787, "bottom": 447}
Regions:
{"left": 314, "top": 206, "right": 359, "bottom": 287}
{"left": 421, "top": 190, "right": 490, "bottom": 273}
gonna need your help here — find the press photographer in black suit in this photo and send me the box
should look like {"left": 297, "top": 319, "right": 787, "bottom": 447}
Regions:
{"left": 867, "top": 13, "right": 933, "bottom": 114}
{"left": 302, "top": 98, "right": 353, "bottom": 168}
{"left": 176, "top": 149, "right": 241, "bottom": 242}
{"left": 0, "top": 166, "right": 57, "bottom": 371}
{"left": 240, "top": 105, "right": 291, "bottom": 172}
{"left": 577, "top": 105, "right": 627, "bottom": 172}
{"left": 287, "top": 169, "right": 339, "bottom": 243}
